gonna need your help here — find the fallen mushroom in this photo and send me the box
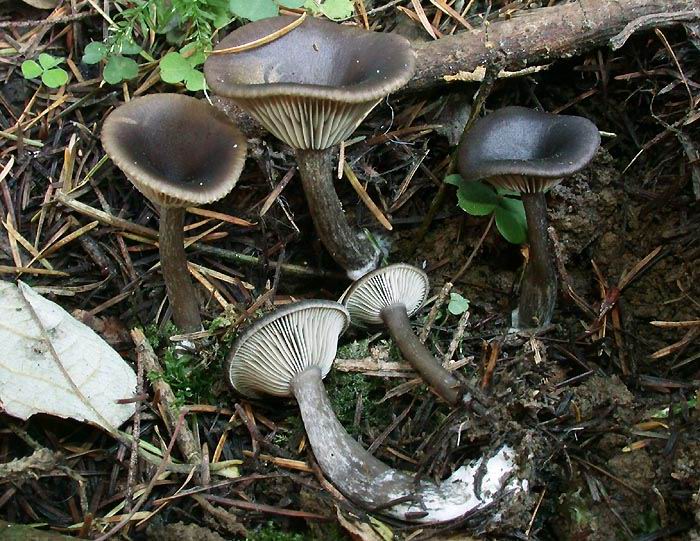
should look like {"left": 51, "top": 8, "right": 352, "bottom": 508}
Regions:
{"left": 341, "top": 263, "right": 462, "bottom": 404}
{"left": 204, "top": 15, "right": 416, "bottom": 279}
{"left": 226, "top": 300, "right": 522, "bottom": 522}
{"left": 458, "top": 106, "right": 600, "bottom": 328}
{"left": 102, "top": 93, "right": 247, "bottom": 332}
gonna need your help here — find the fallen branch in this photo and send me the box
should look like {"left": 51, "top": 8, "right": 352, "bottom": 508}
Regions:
{"left": 130, "top": 328, "right": 202, "bottom": 466}
{"left": 408, "top": 0, "right": 700, "bottom": 92}
{"left": 0, "top": 448, "right": 61, "bottom": 483}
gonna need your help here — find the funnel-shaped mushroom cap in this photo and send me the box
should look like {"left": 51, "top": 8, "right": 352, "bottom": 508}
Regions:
{"left": 102, "top": 94, "right": 248, "bottom": 208}
{"left": 204, "top": 16, "right": 415, "bottom": 150}
{"left": 227, "top": 300, "right": 350, "bottom": 399}
{"left": 342, "top": 264, "right": 428, "bottom": 326}
{"left": 458, "top": 106, "right": 600, "bottom": 193}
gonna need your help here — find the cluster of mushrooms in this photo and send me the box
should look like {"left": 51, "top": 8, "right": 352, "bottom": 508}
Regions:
{"left": 102, "top": 13, "right": 601, "bottom": 525}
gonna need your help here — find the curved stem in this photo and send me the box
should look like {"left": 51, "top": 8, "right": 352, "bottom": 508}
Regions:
{"left": 380, "top": 304, "right": 461, "bottom": 405}
{"left": 291, "top": 367, "right": 518, "bottom": 523}
{"left": 159, "top": 207, "right": 202, "bottom": 333}
{"left": 296, "top": 148, "right": 379, "bottom": 279}
{"left": 518, "top": 192, "right": 557, "bottom": 328}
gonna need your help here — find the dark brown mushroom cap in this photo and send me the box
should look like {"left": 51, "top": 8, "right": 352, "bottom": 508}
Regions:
{"left": 204, "top": 15, "right": 416, "bottom": 149}
{"left": 458, "top": 106, "right": 600, "bottom": 193}
{"left": 102, "top": 94, "right": 248, "bottom": 207}
{"left": 226, "top": 300, "right": 350, "bottom": 399}
{"left": 341, "top": 264, "right": 429, "bottom": 326}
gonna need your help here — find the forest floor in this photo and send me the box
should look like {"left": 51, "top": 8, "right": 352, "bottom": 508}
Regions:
{"left": 0, "top": 1, "right": 698, "bottom": 540}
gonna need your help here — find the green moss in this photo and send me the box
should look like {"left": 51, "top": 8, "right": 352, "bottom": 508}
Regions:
{"left": 143, "top": 321, "right": 178, "bottom": 350}
{"left": 566, "top": 490, "right": 594, "bottom": 528}
{"left": 271, "top": 414, "right": 303, "bottom": 448}
{"left": 325, "top": 371, "right": 390, "bottom": 435}
{"left": 386, "top": 340, "right": 403, "bottom": 362}
{"left": 142, "top": 320, "right": 224, "bottom": 406}
{"left": 635, "top": 509, "right": 660, "bottom": 534}
{"left": 570, "top": 504, "right": 593, "bottom": 527}
{"left": 337, "top": 338, "right": 371, "bottom": 359}
{"left": 245, "top": 521, "right": 309, "bottom": 541}
{"left": 148, "top": 348, "right": 215, "bottom": 407}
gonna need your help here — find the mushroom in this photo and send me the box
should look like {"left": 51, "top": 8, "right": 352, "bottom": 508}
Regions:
{"left": 457, "top": 106, "right": 600, "bottom": 328}
{"left": 341, "top": 264, "right": 462, "bottom": 405}
{"left": 204, "top": 15, "right": 416, "bottom": 279}
{"left": 227, "top": 300, "right": 521, "bottom": 522}
{"left": 102, "top": 93, "right": 247, "bottom": 332}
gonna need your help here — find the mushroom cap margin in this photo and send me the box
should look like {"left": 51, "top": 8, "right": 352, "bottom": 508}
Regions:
{"left": 102, "top": 93, "right": 248, "bottom": 208}
{"left": 457, "top": 106, "right": 601, "bottom": 193}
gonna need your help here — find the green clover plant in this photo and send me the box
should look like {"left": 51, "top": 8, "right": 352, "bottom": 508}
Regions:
{"left": 447, "top": 292, "right": 470, "bottom": 316}
{"left": 21, "top": 54, "right": 69, "bottom": 88}
{"left": 304, "top": 0, "right": 354, "bottom": 19}
{"left": 445, "top": 173, "right": 528, "bottom": 245}
{"left": 159, "top": 46, "right": 206, "bottom": 91}
{"left": 230, "top": 0, "right": 353, "bottom": 21}
{"left": 80, "top": 0, "right": 355, "bottom": 89}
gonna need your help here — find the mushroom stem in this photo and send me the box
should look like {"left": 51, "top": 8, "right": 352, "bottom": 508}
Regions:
{"left": 296, "top": 148, "right": 379, "bottom": 279}
{"left": 159, "top": 206, "right": 202, "bottom": 333}
{"left": 380, "top": 304, "right": 461, "bottom": 405}
{"left": 519, "top": 192, "right": 557, "bottom": 328}
{"left": 292, "top": 367, "right": 405, "bottom": 509}
{"left": 291, "top": 366, "right": 518, "bottom": 522}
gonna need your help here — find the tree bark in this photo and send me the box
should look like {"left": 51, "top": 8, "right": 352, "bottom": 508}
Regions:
{"left": 408, "top": 0, "right": 699, "bottom": 92}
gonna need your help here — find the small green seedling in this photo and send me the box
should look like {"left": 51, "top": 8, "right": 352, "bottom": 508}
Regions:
{"left": 159, "top": 45, "right": 206, "bottom": 91}
{"left": 447, "top": 292, "right": 470, "bottom": 316}
{"left": 21, "top": 54, "right": 69, "bottom": 88}
{"left": 304, "top": 0, "right": 354, "bottom": 19}
{"left": 445, "top": 173, "right": 527, "bottom": 245}
{"left": 230, "top": 0, "right": 354, "bottom": 21}
{"left": 82, "top": 41, "right": 140, "bottom": 85}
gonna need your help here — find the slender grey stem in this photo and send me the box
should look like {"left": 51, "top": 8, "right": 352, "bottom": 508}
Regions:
{"left": 296, "top": 148, "right": 379, "bottom": 279}
{"left": 519, "top": 192, "right": 557, "bottom": 328}
{"left": 291, "top": 367, "right": 517, "bottom": 523}
{"left": 159, "top": 206, "right": 202, "bottom": 333}
{"left": 380, "top": 304, "right": 461, "bottom": 405}
{"left": 292, "top": 367, "right": 406, "bottom": 508}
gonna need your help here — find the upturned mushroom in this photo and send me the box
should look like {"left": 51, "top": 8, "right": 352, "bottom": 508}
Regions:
{"left": 227, "top": 300, "right": 521, "bottom": 522}
{"left": 204, "top": 15, "right": 416, "bottom": 279}
{"left": 341, "top": 264, "right": 462, "bottom": 404}
{"left": 458, "top": 106, "right": 600, "bottom": 328}
{"left": 102, "top": 93, "right": 247, "bottom": 332}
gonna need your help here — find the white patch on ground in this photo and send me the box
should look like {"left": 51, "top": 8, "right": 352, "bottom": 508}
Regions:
{"left": 378, "top": 446, "right": 525, "bottom": 523}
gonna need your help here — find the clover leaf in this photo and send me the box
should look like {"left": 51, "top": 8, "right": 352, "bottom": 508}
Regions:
{"left": 21, "top": 54, "right": 69, "bottom": 89}
{"left": 103, "top": 55, "right": 139, "bottom": 85}
{"left": 446, "top": 174, "right": 528, "bottom": 245}
{"left": 82, "top": 42, "right": 108, "bottom": 65}
{"left": 307, "top": 0, "right": 354, "bottom": 20}
{"left": 230, "top": 0, "right": 278, "bottom": 20}
{"left": 41, "top": 68, "right": 69, "bottom": 88}
{"left": 447, "top": 293, "right": 470, "bottom": 316}
{"left": 21, "top": 60, "right": 43, "bottom": 79}
{"left": 159, "top": 51, "right": 206, "bottom": 91}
